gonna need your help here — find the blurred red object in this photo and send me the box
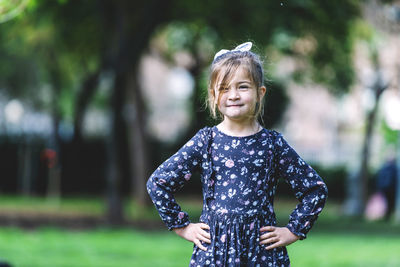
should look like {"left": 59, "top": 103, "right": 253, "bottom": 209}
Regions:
{"left": 41, "top": 148, "right": 57, "bottom": 168}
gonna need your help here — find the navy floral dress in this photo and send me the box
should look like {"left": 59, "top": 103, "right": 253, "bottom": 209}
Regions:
{"left": 146, "top": 126, "right": 328, "bottom": 267}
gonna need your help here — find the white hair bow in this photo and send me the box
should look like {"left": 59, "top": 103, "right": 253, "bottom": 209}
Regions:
{"left": 213, "top": 42, "right": 253, "bottom": 61}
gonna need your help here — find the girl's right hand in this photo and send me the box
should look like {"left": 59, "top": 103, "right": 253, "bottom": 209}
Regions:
{"left": 173, "top": 223, "right": 211, "bottom": 251}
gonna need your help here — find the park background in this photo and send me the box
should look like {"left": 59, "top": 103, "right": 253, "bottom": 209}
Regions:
{"left": 0, "top": 0, "right": 400, "bottom": 266}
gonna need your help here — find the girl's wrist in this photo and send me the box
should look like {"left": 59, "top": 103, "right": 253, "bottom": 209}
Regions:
{"left": 173, "top": 224, "right": 188, "bottom": 233}
{"left": 285, "top": 226, "right": 300, "bottom": 240}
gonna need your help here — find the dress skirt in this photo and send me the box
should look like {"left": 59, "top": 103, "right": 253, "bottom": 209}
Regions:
{"left": 189, "top": 211, "right": 290, "bottom": 267}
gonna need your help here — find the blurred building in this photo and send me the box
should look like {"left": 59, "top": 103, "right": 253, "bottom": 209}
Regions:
{"left": 139, "top": 51, "right": 194, "bottom": 143}
{"left": 278, "top": 33, "right": 400, "bottom": 170}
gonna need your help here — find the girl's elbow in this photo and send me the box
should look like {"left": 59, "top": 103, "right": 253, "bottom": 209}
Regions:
{"left": 318, "top": 182, "right": 328, "bottom": 201}
{"left": 146, "top": 177, "right": 154, "bottom": 193}
{"left": 322, "top": 182, "right": 328, "bottom": 197}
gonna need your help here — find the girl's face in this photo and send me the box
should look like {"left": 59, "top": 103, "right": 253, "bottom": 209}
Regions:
{"left": 215, "top": 66, "right": 265, "bottom": 123}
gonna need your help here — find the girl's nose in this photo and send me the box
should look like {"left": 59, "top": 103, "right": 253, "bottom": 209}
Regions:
{"left": 228, "top": 88, "right": 240, "bottom": 100}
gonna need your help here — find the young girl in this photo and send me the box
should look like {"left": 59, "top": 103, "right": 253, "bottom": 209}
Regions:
{"left": 146, "top": 42, "right": 328, "bottom": 266}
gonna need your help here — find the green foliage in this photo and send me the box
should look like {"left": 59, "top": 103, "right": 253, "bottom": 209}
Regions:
{"left": 58, "top": 88, "right": 75, "bottom": 121}
{"left": 0, "top": 0, "right": 31, "bottom": 23}
{"left": 272, "top": 30, "right": 296, "bottom": 52}
{"left": 0, "top": 0, "right": 364, "bottom": 129}
{"left": 171, "top": 0, "right": 361, "bottom": 93}
{"left": 380, "top": 120, "right": 399, "bottom": 146}
{"left": 152, "top": 0, "right": 364, "bottom": 135}
{"left": 154, "top": 21, "right": 218, "bottom": 65}
{"left": 0, "top": 0, "right": 102, "bottom": 120}
{"left": 352, "top": 18, "right": 375, "bottom": 41}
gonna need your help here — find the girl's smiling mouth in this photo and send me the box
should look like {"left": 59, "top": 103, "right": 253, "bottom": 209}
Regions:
{"left": 227, "top": 104, "right": 243, "bottom": 107}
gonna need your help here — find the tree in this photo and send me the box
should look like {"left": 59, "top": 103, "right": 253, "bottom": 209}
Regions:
{"left": 0, "top": 0, "right": 106, "bottom": 207}
{"left": 343, "top": 0, "right": 400, "bottom": 217}
{"left": 0, "top": 0, "right": 84, "bottom": 200}
{"left": 1, "top": 0, "right": 364, "bottom": 223}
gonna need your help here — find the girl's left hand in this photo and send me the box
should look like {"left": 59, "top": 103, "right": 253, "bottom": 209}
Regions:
{"left": 259, "top": 226, "right": 299, "bottom": 250}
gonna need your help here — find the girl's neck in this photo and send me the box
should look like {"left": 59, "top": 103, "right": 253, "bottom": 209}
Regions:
{"left": 217, "top": 119, "right": 261, "bottom": 137}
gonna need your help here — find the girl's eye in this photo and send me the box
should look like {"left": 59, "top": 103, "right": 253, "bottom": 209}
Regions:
{"left": 219, "top": 87, "right": 229, "bottom": 92}
{"left": 239, "top": 86, "right": 249, "bottom": 90}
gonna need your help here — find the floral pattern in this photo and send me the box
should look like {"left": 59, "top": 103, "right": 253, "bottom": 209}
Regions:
{"left": 147, "top": 126, "right": 328, "bottom": 266}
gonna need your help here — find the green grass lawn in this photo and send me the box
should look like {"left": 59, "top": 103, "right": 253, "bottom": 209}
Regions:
{"left": 288, "top": 232, "right": 400, "bottom": 267}
{"left": 0, "top": 195, "right": 399, "bottom": 267}
{"left": 0, "top": 227, "right": 399, "bottom": 267}
{"left": 0, "top": 227, "right": 192, "bottom": 267}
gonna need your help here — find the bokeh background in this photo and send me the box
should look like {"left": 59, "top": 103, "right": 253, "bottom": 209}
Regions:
{"left": 0, "top": 0, "right": 399, "bottom": 266}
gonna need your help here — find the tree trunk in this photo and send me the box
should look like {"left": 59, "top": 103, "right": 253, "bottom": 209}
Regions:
{"left": 46, "top": 61, "right": 63, "bottom": 205}
{"left": 346, "top": 67, "right": 388, "bottom": 216}
{"left": 105, "top": 71, "right": 126, "bottom": 224}
{"left": 73, "top": 70, "right": 101, "bottom": 144}
{"left": 126, "top": 69, "right": 150, "bottom": 206}
{"left": 117, "top": 0, "right": 171, "bottom": 206}
{"left": 357, "top": 98, "right": 379, "bottom": 212}
{"left": 46, "top": 103, "right": 62, "bottom": 204}
{"left": 17, "top": 141, "right": 32, "bottom": 196}
{"left": 102, "top": 0, "right": 172, "bottom": 218}
{"left": 102, "top": 0, "right": 128, "bottom": 225}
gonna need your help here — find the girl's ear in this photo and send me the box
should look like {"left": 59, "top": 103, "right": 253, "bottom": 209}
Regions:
{"left": 259, "top": 86, "right": 267, "bottom": 100}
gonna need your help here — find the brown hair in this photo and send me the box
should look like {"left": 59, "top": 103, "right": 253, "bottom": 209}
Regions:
{"left": 207, "top": 50, "right": 266, "bottom": 122}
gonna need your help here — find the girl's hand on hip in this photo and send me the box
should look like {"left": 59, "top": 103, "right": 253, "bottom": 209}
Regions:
{"left": 173, "top": 223, "right": 211, "bottom": 251}
{"left": 259, "top": 226, "right": 299, "bottom": 250}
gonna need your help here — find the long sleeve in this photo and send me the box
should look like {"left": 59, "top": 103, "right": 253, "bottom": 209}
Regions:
{"left": 146, "top": 128, "right": 208, "bottom": 230}
{"left": 272, "top": 131, "right": 328, "bottom": 239}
